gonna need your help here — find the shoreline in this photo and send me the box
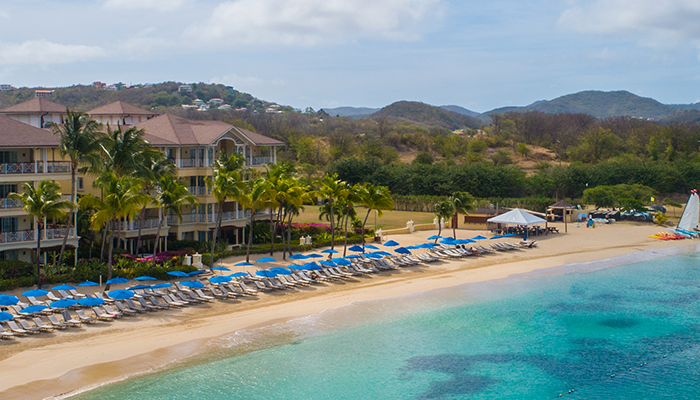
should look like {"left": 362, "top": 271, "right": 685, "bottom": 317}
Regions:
{"left": 0, "top": 223, "right": 694, "bottom": 399}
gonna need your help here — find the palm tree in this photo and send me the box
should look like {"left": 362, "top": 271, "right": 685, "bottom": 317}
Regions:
{"left": 79, "top": 173, "right": 148, "bottom": 283}
{"left": 205, "top": 154, "right": 246, "bottom": 267}
{"left": 318, "top": 173, "right": 349, "bottom": 252}
{"left": 265, "top": 163, "right": 296, "bottom": 256}
{"left": 135, "top": 152, "right": 175, "bottom": 256}
{"left": 433, "top": 200, "right": 455, "bottom": 242}
{"left": 9, "top": 181, "right": 74, "bottom": 288}
{"left": 340, "top": 183, "right": 360, "bottom": 257}
{"left": 357, "top": 183, "right": 394, "bottom": 248}
{"left": 49, "top": 109, "right": 103, "bottom": 268}
{"left": 448, "top": 191, "right": 475, "bottom": 239}
{"left": 239, "top": 177, "right": 273, "bottom": 262}
{"left": 152, "top": 175, "right": 198, "bottom": 267}
{"left": 99, "top": 124, "right": 154, "bottom": 176}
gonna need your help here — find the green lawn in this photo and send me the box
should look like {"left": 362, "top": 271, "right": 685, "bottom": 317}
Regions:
{"left": 293, "top": 206, "right": 435, "bottom": 230}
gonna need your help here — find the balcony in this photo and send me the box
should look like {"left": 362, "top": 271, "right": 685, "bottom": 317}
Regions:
{"left": 0, "top": 161, "right": 71, "bottom": 175}
{"left": 166, "top": 210, "right": 250, "bottom": 225}
{"left": 249, "top": 157, "right": 272, "bottom": 166}
{"left": 0, "top": 198, "right": 23, "bottom": 210}
{"left": 111, "top": 218, "right": 163, "bottom": 231}
{"left": 179, "top": 159, "right": 212, "bottom": 168}
{"left": 0, "top": 228, "right": 75, "bottom": 244}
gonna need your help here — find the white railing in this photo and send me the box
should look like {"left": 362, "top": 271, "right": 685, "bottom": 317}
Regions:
{"left": 249, "top": 157, "right": 272, "bottom": 166}
{"left": 45, "top": 162, "right": 71, "bottom": 173}
{"left": 180, "top": 159, "right": 196, "bottom": 168}
{"left": 197, "top": 186, "right": 207, "bottom": 195}
{"left": 0, "top": 161, "right": 71, "bottom": 175}
{"left": 0, "top": 228, "right": 75, "bottom": 244}
{"left": 0, "top": 198, "right": 23, "bottom": 209}
{"left": 188, "top": 186, "right": 197, "bottom": 194}
{"left": 110, "top": 219, "right": 161, "bottom": 231}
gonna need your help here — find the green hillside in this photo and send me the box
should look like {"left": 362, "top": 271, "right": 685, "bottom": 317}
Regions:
{"left": 370, "top": 101, "right": 483, "bottom": 129}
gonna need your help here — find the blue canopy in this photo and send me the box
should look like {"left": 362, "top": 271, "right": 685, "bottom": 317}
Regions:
{"left": 134, "top": 276, "right": 157, "bottom": 281}
{"left": 128, "top": 285, "right": 152, "bottom": 290}
{"left": 0, "top": 294, "right": 20, "bottom": 306}
{"left": 471, "top": 235, "right": 487, "bottom": 240}
{"left": 383, "top": 240, "right": 400, "bottom": 247}
{"left": 502, "top": 233, "right": 518, "bottom": 237}
{"left": 78, "top": 297, "right": 105, "bottom": 306}
{"left": 0, "top": 311, "right": 13, "bottom": 321}
{"left": 427, "top": 235, "right": 443, "bottom": 240}
{"left": 19, "top": 304, "right": 48, "bottom": 314}
{"left": 188, "top": 270, "right": 206, "bottom": 276}
{"left": 345, "top": 254, "right": 360, "bottom": 259}
{"left": 270, "top": 267, "right": 293, "bottom": 275}
{"left": 394, "top": 247, "right": 411, "bottom": 254}
{"left": 181, "top": 280, "right": 205, "bottom": 288}
{"left": 51, "top": 284, "right": 76, "bottom": 291}
{"left": 50, "top": 298, "right": 78, "bottom": 309}
{"left": 256, "top": 257, "right": 277, "bottom": 263}
{"left": 255, "top": 270, "right": 277, "bottom": 277}
{"left": 108, "top": 290, "right": 135, "bottom": 300}
{"left": 229, "top": 272, "right": 250, "bottom": 278}
{"left": 320, "top": 249, "right": 338, "bottom": 254}
{"left": 210, "top": 266, "right": 231, "bottom": 271}
{"left": 364, "top": 244, "right": 379, "bottom": 250}
{"left": 348, "top": 245, "right": 364, "bottom": 252}
{"left": 442, "top": 237, "right": 456, "bottom": 242}
{"left": 22, "top": 289, "right": 49, "bottom": 297}
{"left": 302, "top": 262, "right": 321, "bottom": 270}
{"left": 374, "top": 251, "right": 392, "bottom": 257}
{"left": 209, "top": 276, "right": 232, "bottom": 284}
{"left": 77, "top": 280, "right": 99, "bottom": 287}
{"left": 307, "top": 254, "right": 323, "bottom": 258}
{"left": 105, "top": 277, "right": 129, "bottom": 284}
{"left": 167, "top": 271, "right": 189, "bottom": 277}
{"left": 234, "top": 261, "right": 255, "bottom": 266}
{"left": 490, "top": 235, "right": 503, "bottom": 239}
{"left": 365, "top": 253, "right": 382, "bottom": 259}
{"left": 334, "top": 258, "right": 352, "bottom": 266}
{"left": 151, "top": 283, "right": 173, "bottom": 289}
{"left": 289, "top": 254, "right": 309, "bottom": 260}
{"left": 319, "top": 260, "right": 337, "bottom": 267}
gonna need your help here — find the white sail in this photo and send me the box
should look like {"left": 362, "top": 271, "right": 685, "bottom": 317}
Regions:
{"left": 678, "top": 192, "right": 700, "bottom": 231}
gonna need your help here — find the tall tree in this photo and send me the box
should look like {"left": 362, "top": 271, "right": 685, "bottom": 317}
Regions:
{"left": 152, "top": 175, "right": 198, "bottom": 266}
{"left": 357, "top": 183, "right": 394, "bottom": 248}
{"left": 239, "top": 177, "right": 273, "bottom": 262}
{"left": 433, "top": 200, "right": 455, "bottom": 242}
{"left": 135, "top": 152, "right": 175, "bottom": 256}
{"left": 341, "top": 183, "right": 360, "bottom": 257}
{"left": 9, "top": 181, "right": 74, "bottom": 288}
{"left": 49, "top": 109, "right": 102, "bottom": 268}
{"left": 318, "top": 173, "right": 349, "bottom": 252}
{"left": 448, "top": 191, "right": 475, "bottom": 239}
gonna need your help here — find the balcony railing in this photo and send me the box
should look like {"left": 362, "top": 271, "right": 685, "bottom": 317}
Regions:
{"left": 0, "top": 161, "right": 71, "bottom": 175}
{"left": 166, "top": 210, "right": 250, "bottom": 225}
{"left": 0, "top": 198, "right": 23, "bottom": 209}
{"left": 179, "top": 159, "right": 212, "bottom": 168}
{"left": 0, "top": 228, "right": 75, "bottom": 244}
{"left": 110, "top": 219, "right": 162, "bottom": 231}
{"left": 249, "top": 157, "right": 272, "bottom": 166}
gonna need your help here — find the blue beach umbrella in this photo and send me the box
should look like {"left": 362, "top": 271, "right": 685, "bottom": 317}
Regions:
{"left": 302, "top": 262, "right": 321, "bottom": 270}
{"left": 229, "top": 272, "right": 250, "bottom": 278}
{"left": 502, "top": 233, "right": 518, "bottom": 237}
{"left": 374, "top": 251, "right": 392, "bottom": 257}
{"left": 22, "top": 289, "right": 49, "bottom": 297}
{"left": 134, "top": 276, "right": 157, "bottom": 281}
{"left": 471, "top": 235, "right": 487, "bottom": 241}
{"left": 0, "top": 311, "right": 14, "bottom": 321}
{"left": 167, "top": 271, "right": 188, "bottom": 277}
{"left": 108, "top": 290, "right": 135, "bottom": 300}
{"left": 320, "top": 249, "right": 338, "bottom": 254}
{"left": 348, "top": 245, "right": 365, "bottom": 252}
{"left": 50, "top": 298, "right": 78, "bottom": 309}
{"left": 181, "top": 280, "right": 205, "bottom": 288}
{"left": 0, "top": 294, "right": 19, "bottom": 306}
{"left": 345, "top": 254, "right": 360, "bottom": 259}
{"left": 270, "top": 267, "right": 293, "bottom": 275}
{"left": 105, "top": 277, "right": 129, "bottom": 284}
{"left": 77, "top": 280, "right": 99, "bottom": 287}
{"left": 51, "top": 284, "right": 76, "bottom": 291}
{"left": 256, "top": 257, "right": 277, "bottom": 263}
{"left": 78, "top": 297, "right": 105, "bottom": 306}
{"left": 364, "top": 244, "right": 379, "bottom": 250}
{"left": 234, "top": 262, "right": 255, "bottom": 266}
{"left": 255, "top": 270, "right": 277, "bottom": 278}
{"left": 395, "top": 247, "right": 411, "bottom": 254}
{"left": 188, "top": 270, "right": 206, "bottom": 276}
{"left": 288, "top": 254, "right": 309, "bottom": 260}
{"left": 365, "top": 253, "right": 382, "bottom": 259}
{"left": 287, "top": 264, "right": 302, "bottom": 270}
{"left": 151, "top": 283, "right": 173, "bottom": 289}
{"left": 128, "top": 285, "right": 152, "bottom": 290}
{"left": 19, "top": 304, "right": 48, "bottom": 314}
{"left": 383, "top": 240, "right": 400, "bottom": 247}
{"left": 210, "top": 266, "right": 231, "bottom": 271}
{"left": 319, "top": 260, "right": 337, "bottom": 267}
{"left": 209, "top": 276, "right": 232, "bottom": 284}
{"left": 427, "top": 235, "right": 443, "bottom": 240}
{"left": 307, "top": 254, "right": 323, "bottom": 259}
{"left": 334, "top": 258, "right": 352, "bottom": 266}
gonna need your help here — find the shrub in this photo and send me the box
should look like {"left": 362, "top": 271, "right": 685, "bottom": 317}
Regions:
{"left": 0, "top": 260, "right": 35, "bottom": 279}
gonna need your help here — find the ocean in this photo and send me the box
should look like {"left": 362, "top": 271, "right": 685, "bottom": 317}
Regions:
{"left": 71, "top": 247, "right": 700, "bottom": 399}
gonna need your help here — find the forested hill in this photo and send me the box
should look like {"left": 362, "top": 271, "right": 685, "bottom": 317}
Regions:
{"left": 439, "top": 105, "right": 481, "bottom": 118}
{"left": 370, "top": 101, "right": 483, "bottom": 129}
{"left": 484, "top": 90, "right": 686, "bottom": 120}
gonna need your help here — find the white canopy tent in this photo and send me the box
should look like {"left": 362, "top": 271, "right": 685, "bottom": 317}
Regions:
{"left": 487, "top": 208, "right": 547, "bottom": 226}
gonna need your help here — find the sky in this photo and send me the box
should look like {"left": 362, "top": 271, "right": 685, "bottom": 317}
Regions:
{"left": 1, "top": 0, "right": 700, "bottom": 112}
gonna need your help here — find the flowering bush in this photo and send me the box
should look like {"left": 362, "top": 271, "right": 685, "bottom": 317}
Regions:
{"left": 291, "top": 223, "right": 332, "bottom": 236}
{"left": 121, "top": 250, "right": 191, "bottom": 265}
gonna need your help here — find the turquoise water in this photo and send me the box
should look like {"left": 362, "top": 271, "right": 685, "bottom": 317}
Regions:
{"left": 73, "top": 250, "right": 700, "bottom": 399}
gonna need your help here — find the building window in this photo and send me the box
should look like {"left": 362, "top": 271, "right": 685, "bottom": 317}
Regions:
{"left": 77, "top": 177, "right": 84, "bottom": 190}
{"left": 0, "top": 151, "right": 17, "bottom": 163}
{"left": 1, "top": 217, "right": 18, "bottom": 232}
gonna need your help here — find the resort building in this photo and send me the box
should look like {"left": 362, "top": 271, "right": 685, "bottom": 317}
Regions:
{"left": 34, "top": 90, "right": 55, "bottom": 98}
{"left": 0, "top": 115, "right": 77, "bottom": 262}
{"left": 0, "top": 98, "right": 67, "bottom": 128}
{"left": 87, "top": 101, "right": 157, "bottom": 126}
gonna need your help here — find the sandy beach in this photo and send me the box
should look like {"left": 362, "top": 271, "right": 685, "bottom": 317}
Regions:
{"left": 0, "top": 222, "right": 694, "bottom": 400}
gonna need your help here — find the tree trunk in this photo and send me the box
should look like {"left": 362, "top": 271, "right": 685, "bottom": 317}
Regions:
{"left": 362, "top": 208, "right": 371, "bottom": 250}
{"left": 269, "top": 207, "right": 275, "bottom": 255}
{"left": 100, "top": 225, "right": 108, "bottom": 262}
{"left": 135, "top": 206, "right": 146, "bottom": 256}
{"left": 343, "top": 207, "right": 350, "bottom": 257}
{"left": 56, "top": 164, "right": 76, "bottom": 267}
{"left": 35, "top": 223, "right": 42, "bottom": 289}
{"left": 246, "top": 211, "right": 255, "bottom": 262}
{"left": 452, "top": 212, "right": 457, "bottom": 239}
{"left": 210, "top": 201, "right": 223, "bottom": 267}
{"left": 280, "top": 207, "right": 286, "bottom": 260}
{"left": 329, "top": 202, "right": 335, "bottom": 251}
{"left": 287, "top": 213, "right": 293, "bottom": 256}
{"left": 105, "top": 221, "right": 116, "bottom": 291}
{"left": 153, "top": 216, "right": 163, "bottom": 268}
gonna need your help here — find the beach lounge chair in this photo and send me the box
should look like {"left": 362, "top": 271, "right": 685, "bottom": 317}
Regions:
{"left": 6, "top": 321, "right": 28, "bottom": 336}
{"left": 103, "top": 304, "right": 126, "bottom": 317}
{"left": 113, "top": 302, "right": 137, "bottom": 315}
{"left": 172, "top": 291, "right": 198, "bottom": 304}
{"left": 18, "top": 319, "right": 43, "bottom": 333}
{"left": 251, "top": 280, "right": 272, "bottom": 291}
{"left": 207, "top": 286, "right": 230, "bottom": 299}
{"left": 236, "top": 282, "right": 259, "bottom": 294}
{"left": 147, "top": 296, "right": 170, "bottom": 309}
{"left": 124, "top": 299, "right": 147, "bottom": 313}
{"left": 135, "top": 298, "right": 159, "bottom": 311}
{"left": 61, "top": 310, "right": 83, "bottom": 327}
{"left": 217, "top": 286, "right": 240, "bottom": 299}
{"left": 48, "top": 315, "right": 68, "bottom": 329}
{"left": 32, "top": 317, "right": 54, "bottom": 332}
{"left": 75, "top": 309, "right": 97, "bottom": 324}
{"left": 57, "top": 290, "right": 75, "bottom": 299}
{"left": 47, "top": 292, "right": 64, "bottom": 301}
{"left": 91, "top": 306, "right": 116, "bottom": 320}
{"left": 93, "top": 292, "right": 115, "bottom": 303}
{"left": 221, "top": 284, "right": 246, "bottom": 296}
{"left": 0, "top": 323, "right": 15, "bottom": 339}
{"left": 194, "top": 289, "right": 215, "bottom": 301}
{"left": 26, "top": 296, "right": 46, "bottom": 306}
{"left": 69, "top": 289, "right": 86, "bottom": 299}
{"left": 162, "top": 294, "right": 187, "bottom": 307}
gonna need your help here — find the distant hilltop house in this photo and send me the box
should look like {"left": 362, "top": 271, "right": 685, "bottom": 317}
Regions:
{"left": 225, "top": 86, "right": 234, "bottom": 94}
{"left": 0, "top": 84, "right": 14, "bottom": 92}
{"left": 235, "top": 107, "right": 248, "bottom": 112}
{"left": 265, "top": 104, "right": 282, "bottom": 114}
{"left": 92, "top": 81, "right": 106, "bottom": 89}
{"left": 34, "top": 89, "right": 55, "bottom": 98}
{"left": 208, "top": 98, "right": 224, "bottom": 106}
{"left": 178, "top": 84, "right": 193, "bottom": 93}
{"left": 218, "top": 104, "right": 231, "bottom": 110}
{"left": 193, "top": 99, "right": 205, "bottom": 106}
{"left": 181, "top": 104, "right": 198, "bottom": 109}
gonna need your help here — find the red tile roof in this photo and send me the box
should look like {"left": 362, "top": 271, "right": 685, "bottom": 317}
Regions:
{"left": 87, "top": 101, "right": 156, "bottom": 116}
{"left": 234, "top": 127, "right": 284, "bottom": 146}
{"left": 0, "top": 98, "right": 66, "bottom": 114}
{"left": 0, "top": 115, "right": 59, "bottom": 147}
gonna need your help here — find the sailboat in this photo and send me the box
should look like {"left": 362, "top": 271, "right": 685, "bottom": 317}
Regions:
{"left": 672, "top": 190, "right": 699, "bottom": 238}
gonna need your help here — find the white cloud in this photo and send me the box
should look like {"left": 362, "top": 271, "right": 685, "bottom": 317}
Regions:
{"left": 103, "top": 0, "right": 186, "bottom": 11}
{"left": 186, "top": 0, "right": 444, "bottom": 46}
{"left": 559, "top": 0, "right": 700, "bottom": 45}
{"left": 0, "top": 40, "right": 107, "bottom": 65}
